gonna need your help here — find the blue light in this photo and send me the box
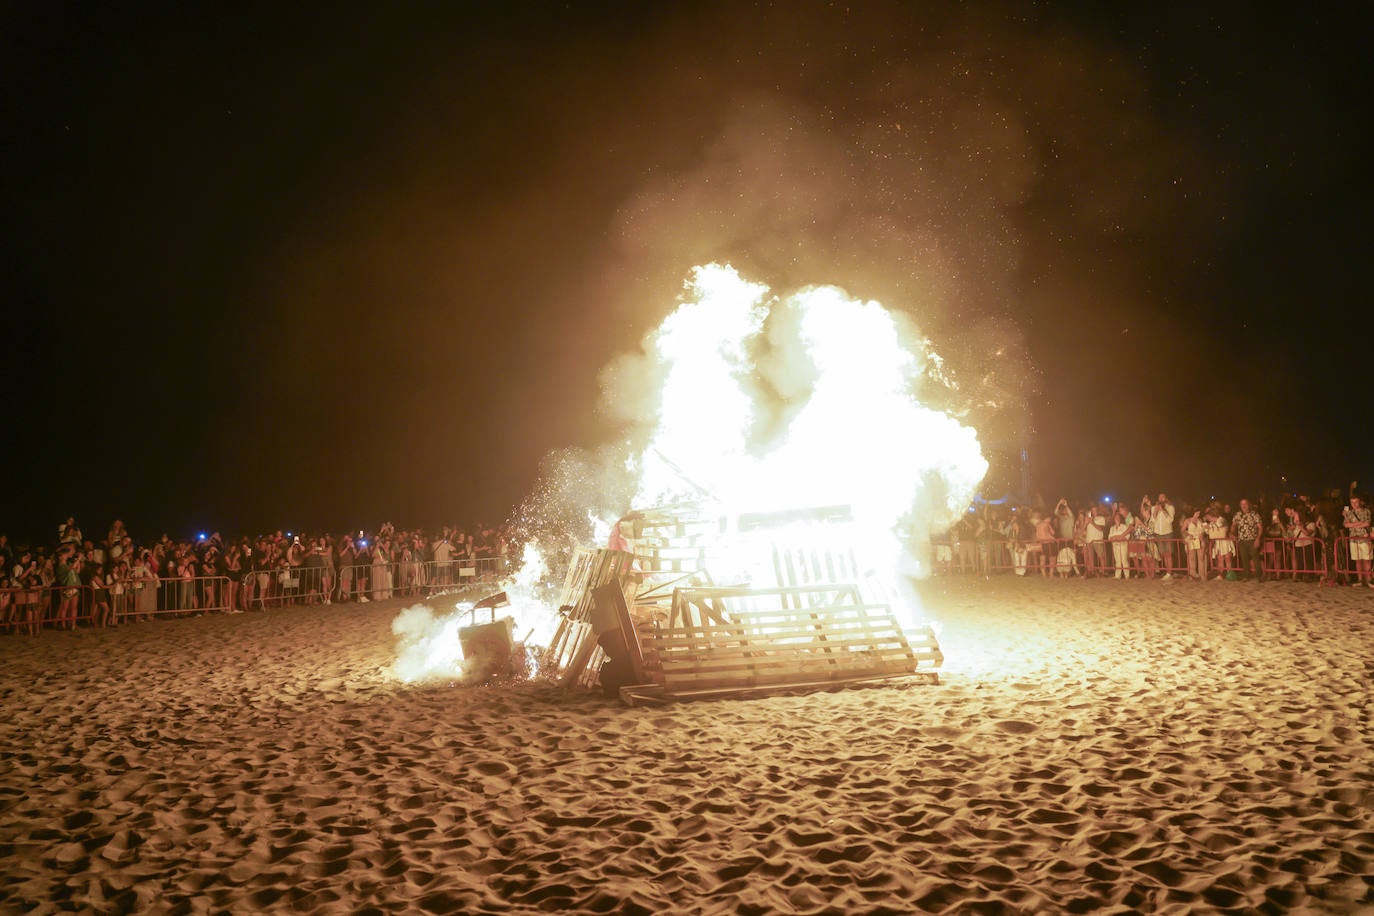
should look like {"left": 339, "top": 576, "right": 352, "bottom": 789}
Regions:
{"left": 1103, "top": 495, "right": 1113, "bottom": 504}
{"left": 197, "top": 533, "right": 206, "bottom": 541}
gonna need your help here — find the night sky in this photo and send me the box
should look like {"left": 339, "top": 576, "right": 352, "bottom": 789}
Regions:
{"left": 5, "top": 2, "right": 1372, "bottom": 545}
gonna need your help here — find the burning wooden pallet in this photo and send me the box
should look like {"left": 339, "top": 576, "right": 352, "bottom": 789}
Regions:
{"left": 540, "top": 548, "right": 636, "bottom": 689}
{"left": 540, "top": 503, "right": 942, "bottom": 703}
{"left": 620, "top": 584, "right": 940, "bottom": 705}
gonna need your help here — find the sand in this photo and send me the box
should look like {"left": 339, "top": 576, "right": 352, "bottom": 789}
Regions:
{"left": 1, "top": 578, "right": 1371, "bottom": 914}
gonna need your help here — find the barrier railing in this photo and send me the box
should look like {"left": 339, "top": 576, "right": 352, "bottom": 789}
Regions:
{"left": 252, "top": 564, "right": 335, "bottom": 608}
{"left": 419, "top": 557, "right": 508, "bottom": 593}
{"left": 0, "top": 584, "right": 60, "bottom": 634}
{"left": 932, "top": 534, "right": 1343, "bottom": 583}
{"left": 337, "top": 562, "right": 400, "bottom": 603}
{"left": 0, "top": 575, "right": 231, "bottom": 634}
{"left": 1330, "top": 536, "right": 1374, "bottom": 586}
{"left": 1255, "top": 536, "right": 1327, "bottom": 581}
{"left": 151, "top": 575, "right": 232, "bottom": 616}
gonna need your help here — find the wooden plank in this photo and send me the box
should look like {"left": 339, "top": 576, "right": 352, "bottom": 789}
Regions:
{"left": 672, "top": 583, "right": 861, "bottom": 604}
{"left": 654, "top": 638, "right": 918, "bottom": 662}
{"left": 653, "top": 612, "right": 911, "bottom": 643}
{"left": 657, "top": 650, "right": 925, "bottom": 672}
{"left": 546, "top": 548, "right": 638, "bottom": 689}
{"left": 557, "top": 620, "right": 598, "bottom": 688}
{"left": 659, "top": 662, "right": 919, "bottom": 692}
{"left": 592, "top": 580, "right": 648, "bottom": 686}
{"left": 658, "top": 656, "right": 919, "bottom": 682}
{"left": 661, "top": 651, "right": 917, "bottom": 674}
{"left": 619, "top": 671, "right": 938, "bottom": 705}
{"left": 664, "top": 617, "right": 906, "bottom": 640}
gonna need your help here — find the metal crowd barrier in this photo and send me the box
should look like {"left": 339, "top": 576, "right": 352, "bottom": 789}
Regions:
{"left": 252, "top": 564, "right": 335, "bottom": 608}
{"left": 0, "top": 553, "right": 520, "bottom": 634}
{"left": 152, "top": 575, "right": 232, "bottom": 616}
{"left": 418, "top": 556, "right": 508, "bottom": 593}
{"left": 1330, "top": 536, "right": 1374, "bottom": 586}
{"left": 335, "top": 562, "right": 400, "bottom": 603}
{"left": 933, "top": 534, "right": 1344, "bottom": 583}
{"left": 1257, "top": 536, "right": 1327, "bottom": 581}
{"left": 0, "top": 575, "right": 231, "bottom": 634}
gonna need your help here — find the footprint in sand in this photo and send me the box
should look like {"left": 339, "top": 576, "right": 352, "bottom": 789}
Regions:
{"left": 994, "top": 719, "right": 1037, "bottom": 735}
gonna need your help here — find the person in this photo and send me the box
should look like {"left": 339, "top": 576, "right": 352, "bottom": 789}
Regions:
{"left": 0, "top": 572, "right": 11, "bottom": 634}
{"left": 933, "top": 527, "right": 953, "bottom": 575}
{"left": 302, "top": 539, "right": 327, "bottom": 604}
{"left": 88, "top": 563, "right": 113, "bottom": 628}
{"left": 1230, "top": 498, "right": 1263, "bottom": 581}
{"left": 1207, "top": 505, "right": 1234, "bottom": 580}
{"left": 972, "top": 510, "right": 991, "bottom": 577}
{"left": 337, "top": 535, "right": 357, "bottom": 602}
{"left": 198, "top": 545, "right": 223, "bottom": 611}
{"left": 1067, "top": 508, "right": 1088, "bottom": 577}
{"left": 1006, "top": 510, "right": 1028, "bottom": 576}
{"left": 1130, "top": 504, "right": 1155, "bottom": 579}
{"left": 58, "top": 517, "right": 82, "bottom": 546}
{"left": 1151, "top": 493, "right": 1177, "bottom": 577}
{"left": 354, "top": 537, "right": 372, "bottom": 602}
{"left": 1032, "top": 511, "right": 1056, "bottom": 577}
{"left": 1288, "top": 505, "right": 1319, "bottom": 582}
{"left": 1181, "top": 506, "right": 1206, "bottom": 580}
{"left": 1108, "top": 506, "right": 1131, "bottom": 579}
{"left": 320, "top": 537, "right": 336, "bottom": 606}
{"left": 110, "top": 559, "right": 133, "bottom": 623}
{"left": 132, "top": 549, "right": 158, "bottom": 620}
{"left": 371, "top": 537, "right": 392, "bottom": 601}
{"left": 1084, "top": 503, "right": 1108, "bottom": 577}
{"left": 1342, "top": 491, "right": 1372, "bottom": 586}
{"left": 1263, "top": 508, "right": 1287, "bottom": 580}
{"left": 285, "top": 537, "right": 305, "bottom": 605}
{"left": 176, "top": 548, "right": 198, "bottom": 612}
{"left": 398, "top": 539, "right": 418, "bottom": 595}
{"left": 106, "top": 520, "right": 129, "bottom": 562}
{"left": 433, "top": 533, "right": 454, "bottom": 587}
{"left": 251, "top": 541, "right": 272, "bottom": 610}
{"left": 39, "top": 556, "right": 55, "bottom": 624}
{"left": 12, "top": 550, "right": 41, "bottom": 634}
{"left": 225, "top": 543, "right": 244, "bottom": 612}
{"left": 1053, "top": 498, "right": 1075, "bottom": 557}
{"left": 54, "top": 545, "right": 81, "bottom": 629}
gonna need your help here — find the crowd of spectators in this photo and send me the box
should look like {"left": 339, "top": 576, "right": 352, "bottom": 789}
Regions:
{"left": 0, "top": 519, "right": 516, "bottom": 635}
{"left": 6, "top": 485, "right": 1372, "bottom": 634}
{"left": 933, "top": 486, "right": 1373, "bottom": 586}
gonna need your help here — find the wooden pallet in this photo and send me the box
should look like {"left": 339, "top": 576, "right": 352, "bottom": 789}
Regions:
{"left": 541, "top": 548, "right": 635, "bottom": 688}
{"left": 559, "top": 503, "right": 944, "bottom": 702}
{"left": 622, "top": 585, "right": 941, "bottom": 703}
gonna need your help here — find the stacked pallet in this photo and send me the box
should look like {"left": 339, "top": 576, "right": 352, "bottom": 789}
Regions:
{"left": 621, "top": 584, "right": 940, "bottom": 705}
{"left": 541, "top": 503, "right": 943, "bottom": 704}
{"left": 540, "top": 548, "right": 635, "bottom": 689}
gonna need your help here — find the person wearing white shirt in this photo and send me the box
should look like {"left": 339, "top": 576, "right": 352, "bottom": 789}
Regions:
{"left": 1151, "top": 493, "right": 1177, "bottom": 578}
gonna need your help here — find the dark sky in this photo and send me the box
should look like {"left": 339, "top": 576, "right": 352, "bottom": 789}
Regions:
{"left": 4, "top": 2, "right": 1372, "bottom": 544}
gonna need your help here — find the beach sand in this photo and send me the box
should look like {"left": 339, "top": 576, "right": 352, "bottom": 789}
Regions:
{"left": 1, "top": 578, "right": 1371, "bottom": 913}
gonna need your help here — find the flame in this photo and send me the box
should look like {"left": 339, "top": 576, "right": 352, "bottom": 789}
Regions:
{"left": 392, "top": 263, "right": 987, "bottom": 681}
{"left": 629, "top": 264, "right": 987, "bottom": 626}
{"left": 390, "top": 604, "right": 467, "bottom": 684}
{"left": 390, "top": 541, "right": 554, "bottom": 684}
